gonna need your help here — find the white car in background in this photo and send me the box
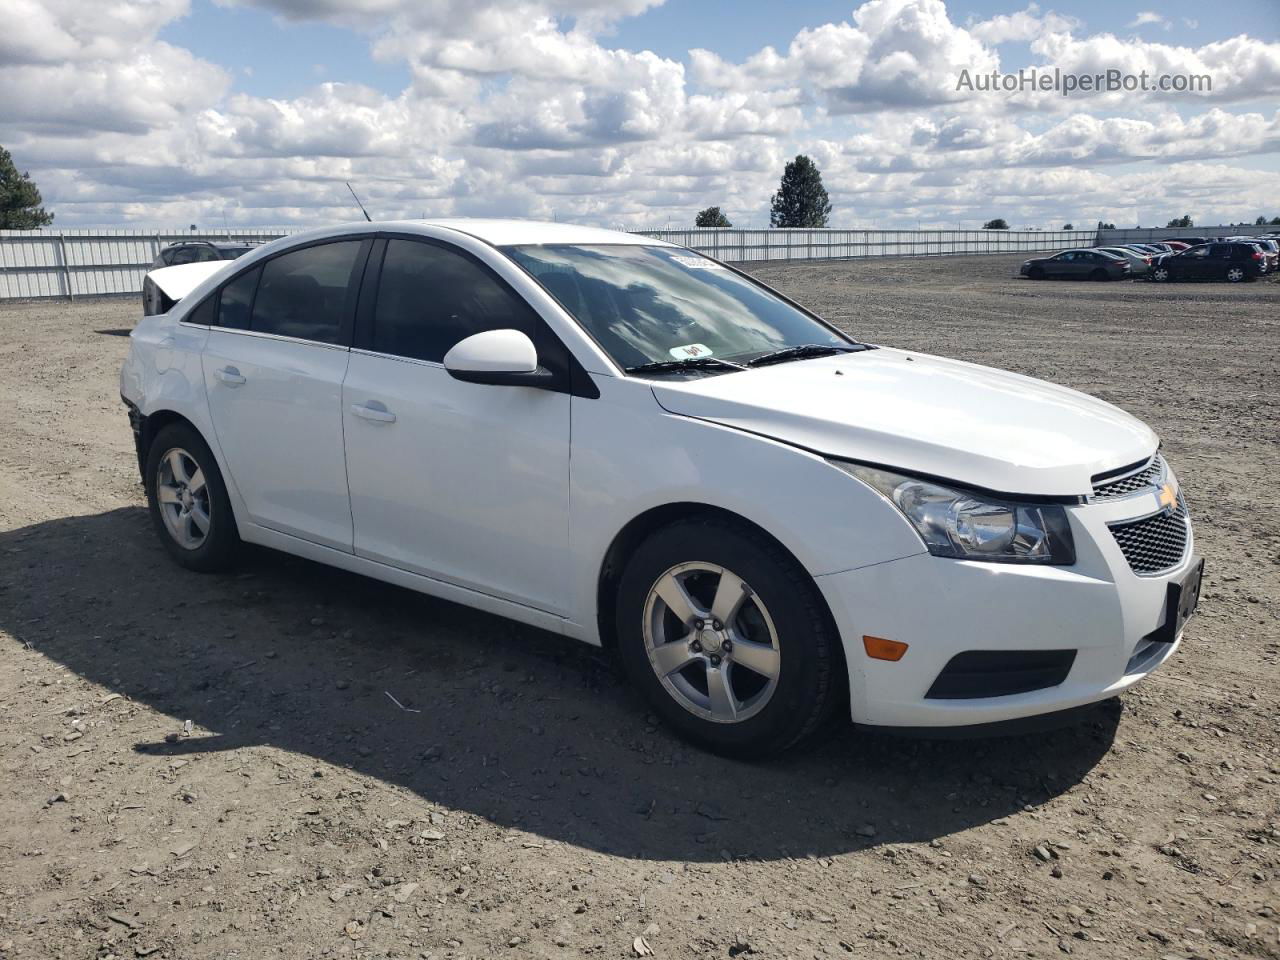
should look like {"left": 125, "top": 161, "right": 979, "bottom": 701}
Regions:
{"left": 121, "top": 220, "right": 1202, "bottom": 756}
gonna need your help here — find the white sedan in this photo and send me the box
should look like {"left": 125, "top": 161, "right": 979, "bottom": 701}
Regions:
{"left": 121, "top": 220, "right": 1202, "bottom": 756}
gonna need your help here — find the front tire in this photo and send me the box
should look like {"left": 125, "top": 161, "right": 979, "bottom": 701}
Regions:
{"left": 615, "top": 517, "right": 840, "bottom": 758}
{"left": 1028, "top": 266, "right": 1045, "bottom": 280}
{"left": 145, "top": 421, "right": 240, "bottom": 572}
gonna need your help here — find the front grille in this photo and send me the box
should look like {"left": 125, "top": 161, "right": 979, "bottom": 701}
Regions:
{"left": 1109, "top": 499, "right": 1189, "bottom": 574}
{"left": 1092, "top": 455, "right": 1164, "bottom": 500}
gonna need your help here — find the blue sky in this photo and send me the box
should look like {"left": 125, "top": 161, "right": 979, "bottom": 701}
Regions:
{"left": 4, "top": 0, "right": 1278, "bottom": 227}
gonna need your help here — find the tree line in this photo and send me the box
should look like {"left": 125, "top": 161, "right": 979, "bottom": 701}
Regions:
{"left": 697, "top": 153, "right": 1280, "bottom": 233}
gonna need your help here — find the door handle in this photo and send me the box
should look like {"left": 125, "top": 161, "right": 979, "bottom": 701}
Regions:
{"left": 350, "top": 402, "right": 396, "bottom": 424}
{"left": 215, "top": 366, "right": 246, "bottom": 386}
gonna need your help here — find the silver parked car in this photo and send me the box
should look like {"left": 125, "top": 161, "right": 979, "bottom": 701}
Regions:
{"left": 1095, "top": 246, "right": 1152, "bottom": 276}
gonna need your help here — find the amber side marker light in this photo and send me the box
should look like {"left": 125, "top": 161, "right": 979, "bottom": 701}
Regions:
{"left": 863, "top": 635, "right": 909, "bottom": 662}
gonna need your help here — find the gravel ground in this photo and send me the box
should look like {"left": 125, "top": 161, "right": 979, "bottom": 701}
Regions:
{"left": 0, "top": 255, "right": 1277, "bottom": 960}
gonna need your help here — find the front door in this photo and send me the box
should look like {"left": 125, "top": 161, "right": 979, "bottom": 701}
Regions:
{"left": 341, "top": 238, "right": 572, "bottom": 615}
{"left": 1052, "top": 252, "right": 1084, "bottom": 278}
{"left": 202, "top": 239, "right": 368, "bottom": 551}
{"left": 1179, "top": 247, "right": 1211, "bottom": 279}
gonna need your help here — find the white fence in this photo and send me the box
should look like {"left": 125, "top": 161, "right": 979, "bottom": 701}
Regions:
{"left": 635, "top": 228, "right": 1099, "bottom": 263}
{"left": 0, "top": 228, "right": 299, "bottom": 300}
{"left": 0, "top": 226, "right": 1099, "bottom": 301}
{"left": 1097, "top": 225, "right": 1279, "bottom": 244}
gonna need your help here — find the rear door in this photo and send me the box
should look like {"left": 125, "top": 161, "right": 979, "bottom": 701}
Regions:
{"left": 341, "top": 236, "right": 573, "bottom": 614}
{"left": 202, "top": 238, "right": 370, "bottom": 551}
{"left": 1206, "top": 244, "right": 1233, "bottom": 279}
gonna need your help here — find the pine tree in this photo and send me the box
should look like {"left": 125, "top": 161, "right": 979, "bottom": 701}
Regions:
{"left": 0, "top": 146, "right": 54, "bottom": 229}
{"left": 769, "top": 156, "right": 832, "bottom": 228}
{"left": 695, "top": 206, "right": 733, "bottom": 228}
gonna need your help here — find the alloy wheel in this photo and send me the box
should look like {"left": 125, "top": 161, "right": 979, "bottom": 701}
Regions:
{"left": 1227, "top": 266, "right": 1245, "bottom": 282}
{"left": 642, "top": 562, "right": 781, "bottom": 723}
{"left": 155, "top": 447, "right": 211, "bottom": 550}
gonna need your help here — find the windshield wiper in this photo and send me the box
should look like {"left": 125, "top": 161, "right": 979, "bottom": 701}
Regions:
{"left": 745, "top": 343, "right": 870, "bottom": 368}
{"left": 624, "top": 357, "right": 747, "bottom": 376}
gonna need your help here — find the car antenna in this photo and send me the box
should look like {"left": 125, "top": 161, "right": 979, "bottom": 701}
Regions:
{"left": 346, "top": 182, "right": 373, "bottom": 222}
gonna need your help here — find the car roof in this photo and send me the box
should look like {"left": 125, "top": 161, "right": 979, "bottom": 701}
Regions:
{"left": 399, "top": 218, "right": 672, "bottom": 247}
{"left": 253, "top": 219, "right": 675, "bottom": 251}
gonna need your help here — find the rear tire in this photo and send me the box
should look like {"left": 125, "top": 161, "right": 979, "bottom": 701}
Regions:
{"left": 145, "top": 421, "right": 240, "bottom": 572}
{"left": 1151, "top": 266, "right": 1171, "bottom": 282}
{"left": 615, "top": 517, "right": 840, "bottom": 758}
{"left": 1090, "top": 268, "right": 1109, "bottom": 281}
{"left": 1226, "top": 266, "right": 1246, "bottom": 283}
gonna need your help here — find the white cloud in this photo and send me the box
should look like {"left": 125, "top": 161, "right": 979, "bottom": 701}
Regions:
{"left": 967, "top": 4, "right": 1077, "bottom": 45}
{"left": 1128, "top": 12, "right": 1169, "bottom": 30}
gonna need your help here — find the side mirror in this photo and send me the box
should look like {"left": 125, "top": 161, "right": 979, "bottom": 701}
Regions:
{"left": 443, "top": 329, "right": 551, "bottom": 387}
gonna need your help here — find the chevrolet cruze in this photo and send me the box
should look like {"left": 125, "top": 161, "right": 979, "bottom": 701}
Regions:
{"left": 121, "top": 220, "right": 1203, "bottom": 756}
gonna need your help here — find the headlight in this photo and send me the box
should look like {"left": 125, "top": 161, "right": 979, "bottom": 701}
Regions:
{"left": 838, "top": 463, "right": 1075, "bottom": 565}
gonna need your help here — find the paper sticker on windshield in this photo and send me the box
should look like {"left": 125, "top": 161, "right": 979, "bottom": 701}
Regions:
{"left": 670, "top": 255, "right": 726, "bottom": 270}
{"left": 669, "top": 343, "right": 713, "bottom": 360}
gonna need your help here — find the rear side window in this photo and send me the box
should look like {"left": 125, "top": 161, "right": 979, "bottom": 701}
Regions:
{"left": 217, "top": 266, "right": 260, "bottom": 330}
{"left": 186, "top": 295, "right": 216, "bottom": 326}
{"left": 251, "top": 241, "right": 364, "bottom": 345}
{"left": 371, "top": 239, "right": 537, "bottom": 363}
{"left": 168, "top": 246, "right": 198, "bottom": 266}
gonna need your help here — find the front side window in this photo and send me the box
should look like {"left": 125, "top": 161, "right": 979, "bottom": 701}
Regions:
{"left": 217, "top": 266, "right": 259, "bottom": 330}
{"left": 502, "top": 244, "right": 850, "bottom": 371}
{"left": 168, "top": 246, "right": 198, "bottom": 266}
{"left": 252, "top": 241, "right": 363, "bottom": 344}
{"left": 371, "top": 239, "right": 537, "bottom": 363}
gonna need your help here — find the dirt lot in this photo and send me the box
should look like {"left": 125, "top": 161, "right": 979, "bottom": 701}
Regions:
{"left": 1, "top": 255, "right": 1277, "bottom": 960}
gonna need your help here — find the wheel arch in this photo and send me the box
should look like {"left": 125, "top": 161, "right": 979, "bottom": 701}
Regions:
{"left": 595, "top": 502, "right": 843, "bottom": 666}
{"left": 137, "top": 408, "right": 203, "bottom": 472}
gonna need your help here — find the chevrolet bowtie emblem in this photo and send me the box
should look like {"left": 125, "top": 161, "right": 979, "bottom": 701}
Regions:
{"left": 1157, "top": 482, "right": 1178, "bottom": 511}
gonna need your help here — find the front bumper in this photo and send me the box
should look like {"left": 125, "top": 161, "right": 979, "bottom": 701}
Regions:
{"left": 817, "top": 493, "right": 1197, "bottom": 727}
{"left": 123, "top": 396, "right": 146, "bottom": 482}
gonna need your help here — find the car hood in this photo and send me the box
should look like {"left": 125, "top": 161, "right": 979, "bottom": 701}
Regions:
{"left": 650, "top": 348, "right": 1158, "bottom": 497}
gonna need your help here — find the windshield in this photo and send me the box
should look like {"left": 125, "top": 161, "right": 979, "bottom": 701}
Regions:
{"left": 502, "top": 244, "right": 853, "bottom": 371}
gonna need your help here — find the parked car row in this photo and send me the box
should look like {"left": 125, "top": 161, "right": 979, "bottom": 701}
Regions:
{"left": 1021, "top": 235, "right": 1280, "bottom": 284}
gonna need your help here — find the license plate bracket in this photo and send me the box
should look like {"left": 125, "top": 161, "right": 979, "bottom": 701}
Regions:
{"left": 1149, "top": 556, "right": 1204, "bottom": 644}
